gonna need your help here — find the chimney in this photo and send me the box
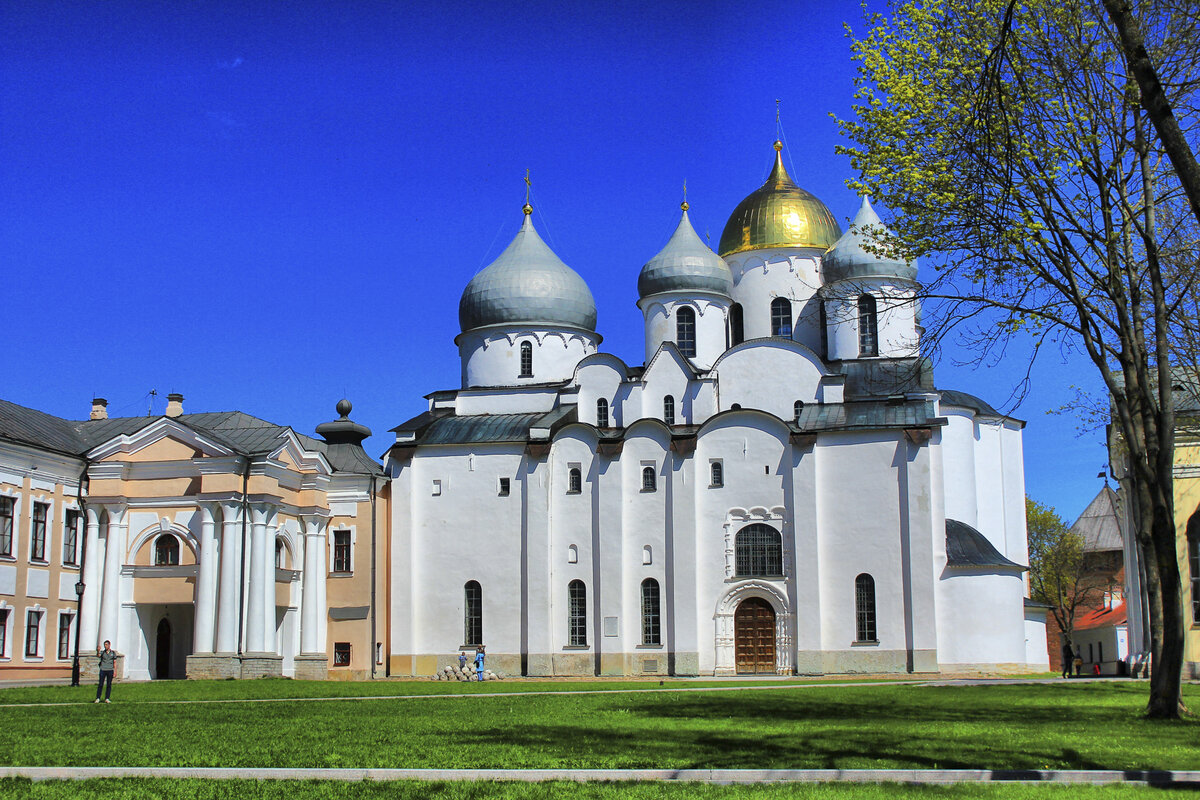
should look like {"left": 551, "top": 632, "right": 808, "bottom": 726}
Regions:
{"left": 165, "top": 393, "right": 184, "bottom": 418}
{"left": 90, "top": 398, "right": 108, "bottom": 421}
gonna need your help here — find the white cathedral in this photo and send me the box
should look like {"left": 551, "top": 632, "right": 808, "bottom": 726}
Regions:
{"left": 384, "top": 142, "right": 1047, "bottom": 677}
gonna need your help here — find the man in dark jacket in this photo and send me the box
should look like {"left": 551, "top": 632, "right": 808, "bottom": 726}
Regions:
{"left": 94, "top": 640, "right": 116, "bottom": 703}
{"left": 1061, "top": 640, "right": 1073, "bottom": 679}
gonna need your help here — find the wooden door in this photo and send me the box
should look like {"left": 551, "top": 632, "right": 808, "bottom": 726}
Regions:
{"left": 734, "top": 597, "right": 776, "bottom": 674}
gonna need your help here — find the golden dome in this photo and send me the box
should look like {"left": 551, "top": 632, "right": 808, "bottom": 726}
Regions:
{"left": 718, "top": 141, "right": 842, "bottom": 257}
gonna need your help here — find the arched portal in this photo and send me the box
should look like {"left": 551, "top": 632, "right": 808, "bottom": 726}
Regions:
{"left": 155, "top": 618, "right": 172, "bottom": 679}
{"left": 734, "top": 597, "right": 776, "bottom": 674}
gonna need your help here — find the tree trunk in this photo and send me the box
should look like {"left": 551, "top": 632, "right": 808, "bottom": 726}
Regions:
{"left": 1147, "top": 498, "right": 1187, "bottom": 717}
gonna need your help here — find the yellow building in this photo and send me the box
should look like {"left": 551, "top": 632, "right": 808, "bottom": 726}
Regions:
{"left": 0, "top": 394, "right": 387, "bottom": 682}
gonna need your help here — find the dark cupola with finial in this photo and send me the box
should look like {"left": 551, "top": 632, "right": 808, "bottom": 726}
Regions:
{"left": 315, "top": 399, "right": 382, "bottom": 474}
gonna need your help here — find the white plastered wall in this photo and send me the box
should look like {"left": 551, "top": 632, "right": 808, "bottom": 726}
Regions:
{"left": 458, "top": 327, "right": 598, "bottom": 388}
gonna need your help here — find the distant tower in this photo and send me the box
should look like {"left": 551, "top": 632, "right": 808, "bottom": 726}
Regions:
{"left": 457, "top": 201, "right": 599, "bottom": 388}
{"left": 718, "top": 141, "right": 842, "bottom": 353}
{"left": 637, "top": 200, "right": 733, "bottom": 370}
{"left": 820, "top": 196, "right": 919, "bottom": 362}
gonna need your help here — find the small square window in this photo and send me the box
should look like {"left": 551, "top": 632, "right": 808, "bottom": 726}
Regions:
{"left": 432, "top": 479, "right": 442, "bottom": 496}
{"left": 498, "top": 478, "right": 510, "bottom": 496}
{"left": 333, "top": 642, "right": 351, "bottom": 666}
{"left": 567, "top": 465, "right": 582, "bottom": 494}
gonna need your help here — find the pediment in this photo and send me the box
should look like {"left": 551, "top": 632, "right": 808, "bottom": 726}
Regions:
{"left": 87, "top": 418, "right": 236, "bottom": 462}
{"left": 268, "top": 430, "right": 332, "bottom": 475}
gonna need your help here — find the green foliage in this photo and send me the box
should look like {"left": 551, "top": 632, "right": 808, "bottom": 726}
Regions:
{"left": 0, "top": 778, "right": 1181, "bottom": 800}
{"left": 0, "top": 682, "right": 1195, "bottom": 771}
{"left": 1026, "top": 497, "right": 1091, "bottom": 636}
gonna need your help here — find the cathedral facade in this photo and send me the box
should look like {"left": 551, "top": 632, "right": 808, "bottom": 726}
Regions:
{"left": 384, "top": 142, "right": 1047, "bottom": 677}
{"left": 0, "top": 142, "right": 1048, "bottom": 681}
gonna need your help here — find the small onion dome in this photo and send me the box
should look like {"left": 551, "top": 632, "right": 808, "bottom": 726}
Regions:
{"left": 638, "top": 204, "right": 733, "bottom": 300}
{"left": 459, "top": 211, "right": 597, "bottom": 333}
{"left": 822, "top": 196, "right": 917, "bottom": 283}
{"left": 315, "top": 398, "right": 371, "bottom": 445}
{"left": 718, "top": 141, "right": 842, "bottom": 257}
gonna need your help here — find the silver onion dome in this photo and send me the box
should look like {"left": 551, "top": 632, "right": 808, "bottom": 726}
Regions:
{"left": 638, "top": 204, "right": 733, "bottom": 300}
{"left": 822, "top": 196, "right": 917, "bottom": 284}
{"left": 459, "top": 210, "right": 598, "bottom": 333}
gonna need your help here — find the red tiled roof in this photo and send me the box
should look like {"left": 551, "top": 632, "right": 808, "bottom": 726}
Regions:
{"left": 1074, "top": 601, "right": 1127, "bottom": 631}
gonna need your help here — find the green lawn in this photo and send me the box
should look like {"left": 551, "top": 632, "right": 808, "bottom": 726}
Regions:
{"left": 0, "top": 780, "right": 1188, "bottom": 800}
{"left": 0, "top": 680, "right": 1195, "bottom": 772}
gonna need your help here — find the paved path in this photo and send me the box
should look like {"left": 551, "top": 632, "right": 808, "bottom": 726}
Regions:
{"left": 2, "top": 766, "right": 1198, "bottom": 785}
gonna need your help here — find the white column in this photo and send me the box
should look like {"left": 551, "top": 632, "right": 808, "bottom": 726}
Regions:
{"left": 78, "top": 507, "right": 104, "bottom": 651}
{"left": 245, "top": 504, "right": 270, "bottom": 653}
{"left": 300, "top": 517, "right": 327, "bottom": 655}
{"left": 193, "top": 504, "right": 219, "bottom": 653}
{"left": 97, "top": 505, "right": 126, "bottom": 648}
{"left": 262, "top": 511, "right": 279, "bottom": 654}
{"left": 215, "top": 502, "right": 242, "bottom": 653}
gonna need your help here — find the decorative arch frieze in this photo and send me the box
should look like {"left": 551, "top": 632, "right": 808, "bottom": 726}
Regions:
{"left": 712, "top": 579, "right": 794, "bottom": 676}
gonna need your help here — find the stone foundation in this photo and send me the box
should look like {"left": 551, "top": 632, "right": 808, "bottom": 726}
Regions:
{"left": 293, "top": 654, "right": 329, "bottom": 681}
{"left": 79, "top": 653, "right": 124, "bottom": 682}
{"left": 185, "top": 653, "right": 242, "bottom": 680}
{"left": 239, "top": 653, "right": 284, "bottom": 679}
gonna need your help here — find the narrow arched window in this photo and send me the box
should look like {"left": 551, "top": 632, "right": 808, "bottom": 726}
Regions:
{"left": 275, "top": 539, "right": 286, "bottom": 569}
{"left": 858, "top": 294, "right": 878, "bottom": 356}
{"left": 596, "top": 398, "right": 609, "bottom": 428}
{"left": 154, "top": 534, "right": 179, "bottom": 566}
{"left": 568, "top": 579, "right": 587, "bottom": 646}
{"left": 641, "top": 578, "right": 661, "bottom": 646}
{"left": 464, "top": 580, "right": 482, "bottom": 646}
{"left": 519, "top": 341, "right": 534, "bottom": 377}
{"left": 771, "top": 297, "right": 792, "bottom": 337}
{"left": 567, "top": 467, "right": 582, "bottom": 494}
{"left": 793, "top": 400, "right": 804, "bottom": 424}
{"left": 663, "top": 395, "right": 675, "bottom": 426}
{"left": 675, "top": 306, "right": 697, "bottom": 358}
{"left": 734, "top": 524, "right": 782, "bottom": 577}
{"left": 730, "top": 303, "right": 745, "bottom": 346}
{"left": 855, "top": 573, "right": 877, "bottom": 642}
{"left": 710, "top": 461, "right": 723, "bottom": 487}
{"left": 1189, "top": 534, "right": 1200, "bottom": 624}
{"left": 641, "top": 466, "right": 656, "bottom": 492}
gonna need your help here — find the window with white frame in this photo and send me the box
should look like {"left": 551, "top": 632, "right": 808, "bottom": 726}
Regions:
{"left": 596, "top": 398, "right": 609, "bottom": 428}
{"left": 855, "top": 573, "right": 877, "bottom": 642}
{"left": 641, "top": 466, "right": 656, "bottom": 492}
{"left": 568, "top": 580, "right": 587, "bottom": 646}
{"left": 519, "top": 341, "right": 533, "bottom": 377}
{"left": 57, "top": 611, "right": 74, "bottom": 660}
{"left": 498, "top": 477, "right": 510, "bottom": 496}
{"left": 154, "top": 534, "right": 179, "bottom": 566}
{"left": 771, "top": 297, "right": 792, "bottom": 337}
{"left": 663, "top": 395, "right": 675, "bottom": 426}
{"left": 0, "top": 608, "right": 8, "bottom": 658}
{"left": 332, "top": 530, "right": 352, "bottom": 573}
{"left": 858, "top": 294, "right": 879, "bottom": 356}
{"left": 793, "top": 400, "right": 804, "bottom": 424}
{"left": 0, "top": 496, "right": 13, "bottom": 557}
{"left": 24, "top": 609, "right": 42, "bottom": 658}
{"left": 62, "top": 509, "right": 80, "bottom": 566}
{"left": 710, "top": 460, "right": 723, "bottom": 488}
{"left": 30, "top": 502, "right": 48, "bottom": 562}
{"left": 641, "top": 578, "right": 661, "bottom": 646}
{"left": 567, "top": 466, "right": 582, "bottom": 494}
{"left": 734, "top": 524, "right": 783, "bottom": 577}
{"left": 675, "top": 306, "right": 697, "bottom": 358}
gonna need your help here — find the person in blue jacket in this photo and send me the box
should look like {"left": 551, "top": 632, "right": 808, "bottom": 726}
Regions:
{"left": 474, "top": 645, "right": 485, "bottom": 681}
{"left": 459, "top": 650, "right": 468, "bottom": 671}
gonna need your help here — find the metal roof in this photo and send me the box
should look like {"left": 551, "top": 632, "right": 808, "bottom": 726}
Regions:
{"left": 638, "top": 208, "right": 733, "bottom": 299}
{"left": 0, "top": 399, "right": 89, "bottom": 455}
{"left": 938, "top": 389, "right": 1004, "bottom": 418}
{"left": 415, "top": 413, "right": 546, "bottom": 445}
{"left": 945, "top": 519, "right": 1024, "bottom": 570}
{"left": 822, "top": 196, "right": 917, "bottom": 284}
{"left": 1070, "top": 485, "right": 1123, "bottom": 552}
{"left": 795, "top": 399, "right": 939, "bottom": 432}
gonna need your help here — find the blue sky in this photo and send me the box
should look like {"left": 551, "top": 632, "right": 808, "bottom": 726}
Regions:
{"left": 0, "top": 1, "right": 1108, "bottom": 522}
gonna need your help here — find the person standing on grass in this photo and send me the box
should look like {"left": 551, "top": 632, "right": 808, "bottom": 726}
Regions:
{"left": 475, "top": 645, "right": 485, "bottom": 681}
{"left": 1061, "top": 640, "right": 1073, "bottom": 679}
{"left": 94, "top": 640, "right": 116, "bottom": 703}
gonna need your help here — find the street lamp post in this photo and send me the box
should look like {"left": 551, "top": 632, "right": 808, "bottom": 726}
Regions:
{"left": 70, "top": 580, "right": 85, "bottom": 686}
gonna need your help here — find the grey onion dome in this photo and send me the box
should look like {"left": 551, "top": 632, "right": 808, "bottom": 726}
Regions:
{"left": 638, "top": 207, "right": 733, "bottom": 300}
{"left": 822, "top": 196, "right": 917, "bottom": 284}
{"left": 459, "top": 212, "right": 598, "bottom": 333}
